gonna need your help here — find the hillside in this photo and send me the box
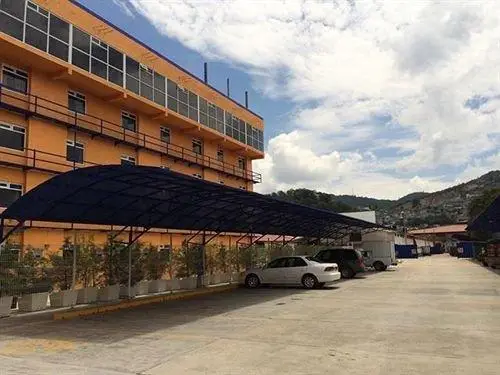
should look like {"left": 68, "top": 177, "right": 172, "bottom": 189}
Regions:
{"left": 269, "top": 170, "right": 500, "bottom": 227}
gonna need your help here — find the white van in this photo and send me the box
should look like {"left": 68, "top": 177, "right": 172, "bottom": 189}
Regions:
{"left": 358, "top": 241, "right": 397, "bottom": 271}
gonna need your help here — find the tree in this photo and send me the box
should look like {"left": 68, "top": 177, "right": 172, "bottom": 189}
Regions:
{"left": 468, "top": 189, "right": 500, "bottom": 222}
{"left": 0, "top": 241, "right": 20, "bottom": 297}
{"left": 76, "top": 237, "right": 101, "bottom": 288}
{"left": 173, "top": 241, "right": 202, "bottom": 278}
{"left": 143, "top": 244, "right": 169, "bottom": 280}
{"left": 47, "top": 238, "right": 73, "bottom": 291}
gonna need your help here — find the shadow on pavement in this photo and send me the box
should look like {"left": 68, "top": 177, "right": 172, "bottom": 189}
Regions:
{"left": 0, "top": 286, "right": 340, "bottom": 344}
{"left": 467, "top": 259, "right": 500, "bottom": 276}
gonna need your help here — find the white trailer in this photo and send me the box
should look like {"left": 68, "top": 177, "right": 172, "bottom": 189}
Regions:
{"left": 358, "top": 231, "right": 398, "bottom": 271}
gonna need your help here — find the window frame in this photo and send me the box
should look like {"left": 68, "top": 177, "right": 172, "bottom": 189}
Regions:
{"left": 0, "top": 122, "right": 26, "bottom": 151}
{"left": 120, "top": 155, "right": 136, "bottom": 166}
{"left": 160, "top": 126, "right": 170, "bottom": 144}
{"left": 68, "top": 90, "right": 86, "bottom": 114}
{"left": 0, "top": 181, "right": 23, "bottom": 208}
{"left": 1, "top": 64, "right": 29, "bottom": 94}
{"left": 192, "top": 138, "right": 203, "bottom": 155}
{"left": 66, "top": 139, "right": 84, "bottom": 164}
{"left": 121, "top": 111, "right": 137, "bottom": 132}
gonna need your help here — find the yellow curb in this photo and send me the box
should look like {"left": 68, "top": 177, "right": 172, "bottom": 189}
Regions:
{"left": 53, "top": 284, "right": 239, "bottom": 320}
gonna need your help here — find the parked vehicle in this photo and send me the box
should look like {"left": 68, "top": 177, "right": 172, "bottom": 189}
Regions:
{"left": 358, "top": 240, "right": 397, "bottom": 271}
{"left": 313, "top": 248, "right": 366, "bottom": 279}
{"left": 484, "top": 239, "right": 500, "bottom": 268}
{"left": 244, "top": 256, "right": 340, "bottom": 289}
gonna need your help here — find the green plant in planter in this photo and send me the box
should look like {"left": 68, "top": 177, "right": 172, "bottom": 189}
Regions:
{"left": 174, "top": 241, "right": 202, "bottom": 278}
{"left": 17, "top": 248, "right": 50, "bottom": 295}
{"left": 143, "top": 244, "right": 169, "bottom": 280}
{"left": 47, "top": 237, "right": 74, "bottom": 291}
{"left": 100, "top": 235, "right": 145, "bottom": 286}
{"left": 76, "top": 237, "right": 101, "bottom": 288}
{"left": 215, "top": 244, "right": 229, "bottom": 273}
{"left": 0, "top": 241, "right": 21, "bottom": 298}
{"left": 204, "top": 244, "right": 217, "bottom": 275}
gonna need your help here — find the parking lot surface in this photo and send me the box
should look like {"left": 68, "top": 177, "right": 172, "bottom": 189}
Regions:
{"left": 1, "top": 254, "right": 499, "bottom": 375}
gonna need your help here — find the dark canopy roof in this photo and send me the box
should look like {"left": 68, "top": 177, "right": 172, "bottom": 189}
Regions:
{"left": 0, "top": 165, "right": 381, "bottom": 237}
{"left": 467, "top": 195, "right": 500, "bottom": 233}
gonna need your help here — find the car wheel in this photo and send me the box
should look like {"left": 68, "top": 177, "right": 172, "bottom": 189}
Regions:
{"left": 302, "top": 274, "right": 318, "bottom": 289}
{"left": 340, "top": 267, "right": 354, "bottom": 279}
{"left": 245, "top": 274, "right": 260, "bottom": 288}
{"left": 373, "top": 261, "right": 386, "bottom": 272}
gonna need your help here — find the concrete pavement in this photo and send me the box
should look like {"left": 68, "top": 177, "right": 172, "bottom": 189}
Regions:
{"left": 0, "top": 254, "right": 499, "bottom": 374}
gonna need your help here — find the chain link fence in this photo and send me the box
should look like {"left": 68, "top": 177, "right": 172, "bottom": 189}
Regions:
{"left": 0, "top": 234, "right": 330, "bottom": 314}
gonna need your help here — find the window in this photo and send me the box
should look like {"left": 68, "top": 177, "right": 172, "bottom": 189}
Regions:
{"left": 153, "top": 71, "right": 165, "bottom": 106}
{"left": 66, "top": 140, "right": 84, "bottom": 164}
{"left": 0, "top": 0, "right": 25, "bottom": 40}
{"left": 267, "top": 258, "right": 287, "bottom": 268}
{"left": 68, "top": 90, "right": 85, "bottom": 114}
{"left": 139, "top": 64, "right": 153, "bottom": 100}
{"left": 217, "top": 148, "right": 224, "bottom": 162}
{"left": 238, "top": 157, "right": 246, "bottom": 170}
{"left": 72, "top": 27, "right": 90, "bottom": 71}
{"left": 0, "top": 123, "right": 25, "bottom": 151}
{"left": 159, "top": 245, "right": 171, "bottom": 262}
{"left": 25, "top": 1, "right": 48, "bottom": 52}
{"left": 289, "top": 257, "right": 307, "bottom": 267}
{"left": 0, "top": 0, "right": 26, "bottom": 21}
{"left": 225, "top": 113, "right": 246, "bottom": 143}
{"left": 0, "top": 182, "right": 22, "bottom": 207}
{"left": 121, "top": 111, "right": 137, "bottom": 132}
{"left": 160, "top": 126, "right": 170, "bottom": 143}
{"left": 2, "top": 65, "right": 28, "bottom": 94}
{"left": 192, "top": 173, "right": 202, "bottom": 179}
{"left": 192, "top": 139, "right": 203, "bottom": 155}
{"left": 121, "top": 155, "right": 136, "bottom": 166}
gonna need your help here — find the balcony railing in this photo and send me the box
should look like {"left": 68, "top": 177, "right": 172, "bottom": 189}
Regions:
{"left": 0, "top": 84, "right": 262, "bottom": 183}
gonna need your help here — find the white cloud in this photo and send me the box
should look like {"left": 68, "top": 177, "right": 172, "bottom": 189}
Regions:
{"left": 112, "top": 0, "right": 135, "bottom": 18}
{"left": 127, "top": 0, "right": 500, "bottom": 199}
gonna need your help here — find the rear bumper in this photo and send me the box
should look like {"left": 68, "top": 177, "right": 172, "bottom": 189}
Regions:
{"left": 317, "top": 271, "right": 341, "bottom": 283}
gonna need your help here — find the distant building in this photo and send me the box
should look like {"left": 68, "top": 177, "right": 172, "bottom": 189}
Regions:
{"left": 340, "top": 211, "right": 377, "bottom": 224}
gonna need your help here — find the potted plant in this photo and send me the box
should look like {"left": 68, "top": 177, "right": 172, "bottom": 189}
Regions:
{"left": 47, "top": 238, "right": 78, "bottom": 308}
{"left": 144, "top": 245, "right": 169, "bottom": 293}
{"left": 97, "top": 235, "right": 123, "bottom": 302}
{"left": 17, "top": 249, "right": 51, "bottom": 312}
{"left": 174, "top": 242, "right": 200, "bottom": 290}
{"left": 76, "top": 237, "right": 100, "bottom": 304}
{"left": 117, "top": 241, "right": 146, "bottom": 298}
{"left": 212, "top": 244, "right": 230, "bottom": 284}
{"left": 0, "top": 241, "right": 19, "bottom": 317}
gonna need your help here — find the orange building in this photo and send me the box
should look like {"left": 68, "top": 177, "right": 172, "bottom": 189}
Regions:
{"left": 0, "top": 0, "right": 264, "bottom": 251}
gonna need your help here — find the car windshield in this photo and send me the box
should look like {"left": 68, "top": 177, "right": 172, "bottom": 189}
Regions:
{"left": 305, "top": 256, "right": 319, "bottom": 262}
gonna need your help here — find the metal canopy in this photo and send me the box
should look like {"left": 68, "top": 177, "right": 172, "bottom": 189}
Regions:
{"left": 467, "top": 196, "right": 500, "bottom": 233}
{"left": 0, "top": 165, "right": 381, "bottom": 240}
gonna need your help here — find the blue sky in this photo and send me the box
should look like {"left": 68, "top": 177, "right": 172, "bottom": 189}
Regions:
{"left": 76, "top": 0, "right": 500, "bottom": 199}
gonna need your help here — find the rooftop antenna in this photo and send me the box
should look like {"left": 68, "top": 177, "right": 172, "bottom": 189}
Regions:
{"left": 226, "top": 78, "right": 230, "bottom": 97}
{"left": 203, "top": 62, "right": 208, "bottom": 84}
{"left": 245, "top": 91, "right": 248, "bottom": 108}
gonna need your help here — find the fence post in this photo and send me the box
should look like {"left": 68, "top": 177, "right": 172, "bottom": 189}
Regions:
{"left": 71, "top": 229, "right": 77, "bottom": 289}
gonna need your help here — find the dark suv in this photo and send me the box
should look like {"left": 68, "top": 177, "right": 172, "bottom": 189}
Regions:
{"left": 314, "top": 248, "right": 366, "bottom": 279}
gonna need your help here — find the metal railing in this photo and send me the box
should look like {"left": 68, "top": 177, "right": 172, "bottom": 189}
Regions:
{"left": 0, "top": 84, "right": 262, "bottom": 183}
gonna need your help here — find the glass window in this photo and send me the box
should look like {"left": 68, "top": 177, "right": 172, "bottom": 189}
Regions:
{"left": 72, "top": 27, "right": 90, "bottom": 53}
{"left": 91, "top": 40, "right": 107, "bottom": 62}
{"left": 179, "top": 102, "right": 188, "bottom": 117}
{"left": 68, "top": 90, "right": 85, "bottom": 114}
{"left": 2, "top": 66, "right": 28, "bottom": 94}
{"left": 0, "top": 0, "right": 26, "bottom": 20}
{"left": 140, "top": 64, "right": 153, "bottom": 86}
{"left": 154, "top": 90, "right": 165, "bottom": 106}
{"left": 25, "top": 25, "right": 47, "bottom": 51}
{"left": 91, "top": 58, "right": 107, "bottom": 79}
{"left": 238, "top": 157, "right": 246, "bottom": 170}
{"left": 199, "top": 112, "right": 208, "bottom": 126}
{"left": 26, "top": 6, "right": 48, "bottom": 32}
{"left": 121, "top": 111, "right": 137, "bottom": 132}
{"left": 167, "top": 79, "right": 177, "bottom": 98}
{"left": 154, "top": 72, "right": 165, "bottom": 91}
{"left": 167, "top": 97, "right": 178, "bottom": 112}
{"left": 121, "top": 155, "right": 136, "bottom": 166}
{"left": 0, "top": 11, "right": 24, "bottom": 40}
{"left": 126, "top": 56, "right": 139, "bottom": 78}
{"left": 160, "top": 126, "right": 170, "bottom": 143}
{"left": 140, "top": 82, "right": 153, "bottom": 101}
{"left": 108, "top": 67, "right": 123, "bottom": 87}
{"left": 0, "top": 182, "right": 22, "bottom": 207}
{"left": 48, "top": 36, "right": 68, "bottom": 61}
{"left": 0, "top": 123, "right": 25, "bottom": 151}
{"left": 217, "top": 148, "right": 224, "bottom": 162}
{"left": 290, "top": 257, "right": 307, "bottom": 267}
{"left": 108, "top": 47, "right": 123, "bottom": 70}
{"left": 49, "top": 14, "right": 69, "bottom": 43}
{"left": 267, "top": 258, "right": 287, "bottom": 268}
{"left": 72, "top": 48, "right": 89, "bottom": 71}
{"left": 66, "top": 140, "right": 84, "bottom": 164}
{"left": 192, "top": 139, "right": 202, "bottom": 155}
{"left": 126, "top": 76, "right": 139, "bottom": 95}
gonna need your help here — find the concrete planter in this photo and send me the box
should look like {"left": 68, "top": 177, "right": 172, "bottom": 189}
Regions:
{"left": 230, "top": 272, "right": 241, "bottom": 283}
{"left": 76, "top": 287, "right": 98, "bottom": 304}
{"left": 120, "top": 285, "right": 136, "bottom": 298}
{"left": 0, "top": 296, "right": 13, "bottom": 317}
{"left": 178, "top": 276, "right": 197, "bottom": 290}
{"left": 50, "top": 290, "right": 78, "bottom": 308}
{"left": 97, "top": 284, "right": 120, "bottom": 302}
{"left": 135, "top": 281, "right": 150, "bottom": 296}
{"left": 203, "top": 275, "right": 211, "bottom": 287}
{"left": 18, "top": 292, "right": 49, "bottom": 312}
{"left": 149, "top": 279, "right": 168, "bottom": 293}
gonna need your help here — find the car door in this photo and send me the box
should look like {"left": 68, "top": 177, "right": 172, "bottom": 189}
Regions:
{"left": 261, "top": 258, "right": 288, "bottom": 284}
{"left": 285, "top": 257, "right": 308, "bottom": 284}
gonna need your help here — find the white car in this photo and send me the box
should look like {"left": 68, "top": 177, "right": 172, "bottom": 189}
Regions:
{"left": 244, "top": 256, "right": 341, "bottom": 289}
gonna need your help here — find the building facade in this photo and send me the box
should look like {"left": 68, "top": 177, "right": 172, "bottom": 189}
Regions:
{"left": 0, "top": 0, "right": 264, "bottom": 251}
